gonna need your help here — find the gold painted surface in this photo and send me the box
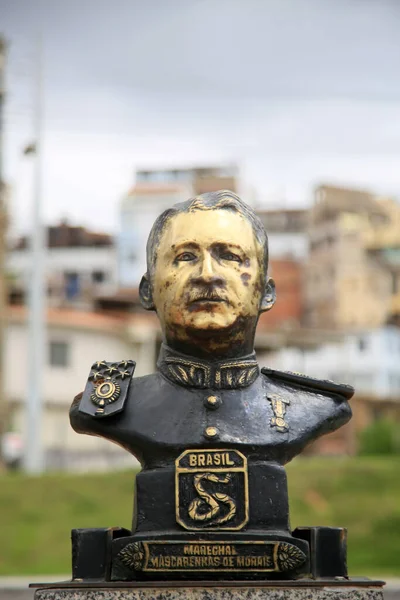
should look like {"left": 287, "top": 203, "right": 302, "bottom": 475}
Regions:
{"left": 151, "top": 209, "right": 274, "bottom": 355}
{"left": 96, "top": 381, "right": 118, "bottom": 399}
{"left": 204, "top": 426, "right": 218, "bottom": 438}
{"left": 175, "top": 449, "right": 249, "bottom": 532}
{"left": 93, "top": 360, "right": 107, "bottom": 369}
{"left": 188, "top": 473, "right": 236, "bottom": 524}
{"left": 164, "top": 356, "right": 211, "bottom": 387}
{"left": 268, "top": 394, "right": 290, "bottom": 433}
{"left": 117, "top": 369, "right": 131, "bottom": 380}
{"left": 91, "top": 371, "right": 104, "bottom": 382}
{"left": 160, "top": 355, "right": 259, "bottom": 389}
{"left": 207, "top": 396, "right": 218, "bottom": 405}
{"left": 117, "top": 540, "right": 306, "bottom": 573}
{"left": 90, "top": 379, "right": 121, "bottom": 406}
{"left": 118, "top": 542, "right": 145, "bottom": 571}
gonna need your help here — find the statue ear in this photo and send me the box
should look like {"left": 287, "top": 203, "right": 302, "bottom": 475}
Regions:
{"left": 260, "top": 277, "right": 276, "bottom": 313}
{"left": 139, "top": 273, "right": 155, "bottom": 311}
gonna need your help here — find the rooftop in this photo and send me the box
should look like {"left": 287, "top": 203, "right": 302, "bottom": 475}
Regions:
{"left": 126, "top": 183, "right": 189, "bottom": 196}
{"left": 7, "top": 306, "right": 158, "bottom": 335}
{"left": 12, "top": 221, "right": 113, "bottom": 250}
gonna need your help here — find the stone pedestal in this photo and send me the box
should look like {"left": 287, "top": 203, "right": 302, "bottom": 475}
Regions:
{"left": 32, "top": 580, "right": 385, "bottom": 600}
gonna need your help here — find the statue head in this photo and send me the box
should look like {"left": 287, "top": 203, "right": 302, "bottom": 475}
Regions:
{"left": 139, "top": 190, "right": 276, "bottom": 358}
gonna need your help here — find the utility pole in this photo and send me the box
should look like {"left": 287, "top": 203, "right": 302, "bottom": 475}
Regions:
{"left": 0, "top": 36, "right": 9, "bottom": 468}
{"left": 24, "top": 36, "right": 46, "bottom": 474}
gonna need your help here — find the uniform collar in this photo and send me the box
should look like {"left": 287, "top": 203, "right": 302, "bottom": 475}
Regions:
{"left": 157, "top": 344, "right": 260, "bottom": 390}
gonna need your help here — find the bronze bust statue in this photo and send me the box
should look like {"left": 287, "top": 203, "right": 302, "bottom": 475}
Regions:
{"left": 70, "top": 191, "right": 354, "bottom": 581}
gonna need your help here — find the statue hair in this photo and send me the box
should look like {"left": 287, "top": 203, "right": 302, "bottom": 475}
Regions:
{"left": 145, "top": 190, "right": 269, "bottom": 277}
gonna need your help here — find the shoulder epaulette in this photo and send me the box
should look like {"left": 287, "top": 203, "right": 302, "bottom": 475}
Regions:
{"left": 261, "top": 367, "right": 354, "bottom": 400}
{"left": 78, "top": 360, "right": 136, "bottom": 418}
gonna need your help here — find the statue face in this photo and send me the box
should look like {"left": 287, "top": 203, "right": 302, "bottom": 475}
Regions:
{"left": 152, "top": 209, "right": 265, "bottom": 345}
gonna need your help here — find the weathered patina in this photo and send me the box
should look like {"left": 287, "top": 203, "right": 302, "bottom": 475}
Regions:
{"left": 69, "top": 191, "right": 354, "bottom": 582}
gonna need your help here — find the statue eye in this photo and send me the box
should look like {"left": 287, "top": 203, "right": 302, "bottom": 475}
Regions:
{"left": 176, "top": 252, "right": 196, "bottom": 262}
{"left": 221, "top": 252, "right": 241, "bottom": 262}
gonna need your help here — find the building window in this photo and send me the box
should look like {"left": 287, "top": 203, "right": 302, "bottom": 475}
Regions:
{"left": 64, "top": 272, "right": 80, "bottom": 299}
{"left": 326, "top": 235, "right": 335, "bottom": 246}
{"left": 49, "top": 341, "right": 69, "bottom": 367}
{"left": 92, "top": 270, "right": 106, "bottom": 283}
{"left": 358, "top": 338, "right": 367, "bottom": 352}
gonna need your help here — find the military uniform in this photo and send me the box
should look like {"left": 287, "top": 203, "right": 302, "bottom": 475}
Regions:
{"left": 69, "top": 345, "right": 354, "bottom": 580}
{"left": 71, "top": 346, "right": 352, "bottom": 526}
{"left": 70, "top": 344, "right": 353, "bottom": 467}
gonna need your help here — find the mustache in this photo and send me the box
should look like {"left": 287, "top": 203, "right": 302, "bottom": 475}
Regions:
{"left": 187, "top": 288, "right": 228, "bottom": 304}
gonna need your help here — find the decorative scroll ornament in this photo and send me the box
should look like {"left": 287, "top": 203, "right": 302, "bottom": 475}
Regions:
{"left": 158, "top": 347, "right": 259, "bottom": 390}
{"left": 118, "top": 542, "right": 145, "bottom": 571}
{"left": 275, "top": 542, "right": 306, "bottom": 571}
{"left": 268, "top": 393, "right": 290, "bottom": 433}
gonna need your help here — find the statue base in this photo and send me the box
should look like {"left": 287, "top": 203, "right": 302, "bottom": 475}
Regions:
{"left": 31, "top": 579, "right": 385, "bottom": 600}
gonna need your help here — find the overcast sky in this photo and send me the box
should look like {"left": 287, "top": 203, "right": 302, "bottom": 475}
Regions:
{"left": 1, "top": 0, "right": 400, "bottom": 234}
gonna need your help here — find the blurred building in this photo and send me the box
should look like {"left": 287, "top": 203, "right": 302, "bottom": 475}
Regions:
{"left": 118, "top": 164, "right": 239, "bottom": 287}
{"left": 256, "top": 208, "right": 308, "bottom": 260}
{"left": 8, "top": 296, "right": 395, "bottom": 469}
{"left": 7, "top": 221, "right": 118, "bottom": 309}
{"left": 5, "top": 306, "right": 158, "bottom": 471}
{"left": 267, "top": 326, "right": 400, "bottom": 400}
{"left": 263, "top": 325, "right": 400, "bottom": 456}
{"left": 259, "top": 258, "right": 303, "bottom": 330}
{"left": 255, "top": 207, "right": 308, "bottom": 330}
{"left": 305, "top": 184, "right": 400, "bottom": 329}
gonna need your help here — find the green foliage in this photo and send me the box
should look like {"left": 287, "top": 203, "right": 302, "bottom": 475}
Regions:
{"left": 358, "top": 418, "right": 400, "bottom": 456}
{"left": 0, "top": 457, "right": 399, "bottom": 576}
{"left": 287, "top": 456, "right": 400, "bottom": 576}
{"left": 0, "top": 470, "right": 134, "bottom": 576}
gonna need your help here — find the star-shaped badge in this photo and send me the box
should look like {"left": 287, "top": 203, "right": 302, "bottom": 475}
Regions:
{"left": 105, "top": 365, "right": 119, "bottom": 376}
{"left": 89, "top": 370, "right": 104, "bottom": 382}
{"left": 118, "top": 360, "right": 134, "bottom": 368}
{"left": 116, "top": 369, "right": 131, "bottom": 380}
{"left": 92, "top": 360, "right": 107, "bottom": 370}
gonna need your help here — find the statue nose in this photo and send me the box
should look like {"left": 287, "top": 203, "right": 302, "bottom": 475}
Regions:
{"left": 199, "top": 255, "right": 214, "bottom": 280}
{"left": 192, "top": 255, "right": 225, "bottom": 286}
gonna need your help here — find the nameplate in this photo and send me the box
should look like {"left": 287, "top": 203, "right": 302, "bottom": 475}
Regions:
{"left": 117, "top": 540, "right": 306, "bottom": 573}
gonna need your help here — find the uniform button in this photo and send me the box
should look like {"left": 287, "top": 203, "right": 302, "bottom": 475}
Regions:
{"left": 204, "top": 395, "right": 221, "bottom": 410}
{"left": 204, "top": 426, "right": 219, "bottom": 439}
